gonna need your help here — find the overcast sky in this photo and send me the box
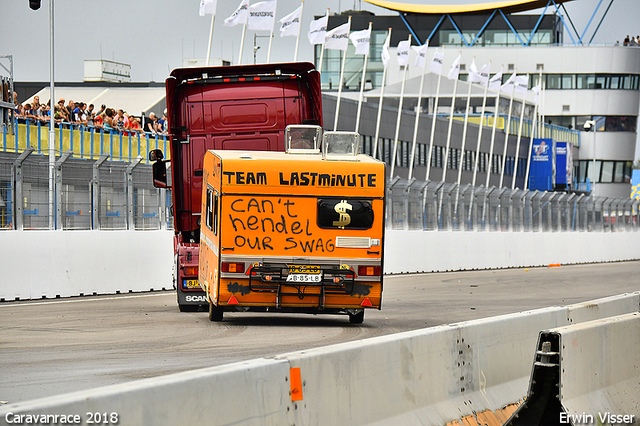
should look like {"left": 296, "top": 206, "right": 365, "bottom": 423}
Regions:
{"left": 1, "top": 0, "right": 638, "bottom": 82}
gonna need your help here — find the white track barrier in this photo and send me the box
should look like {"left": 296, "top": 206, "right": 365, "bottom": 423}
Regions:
{"left": 1, "top": 230, "right": 639, "bottom": 300}
{"left": 1, "top": 293, "right": 637, "bottom": 426}
{"left": 0, "top": 231, "right": 173, "bottom": 301}
{"left": 506, "top": 312, "right": 640, "bottom": 424}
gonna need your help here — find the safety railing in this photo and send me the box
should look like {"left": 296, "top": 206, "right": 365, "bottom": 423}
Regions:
{"left": 2, "top": 118, "right": 169, "bottom": 163}
{"left": 387, "top": 178, "right": 640, "bottom": 232}
{"left": 0, "top": 150, "right": 172, "bottom": 231}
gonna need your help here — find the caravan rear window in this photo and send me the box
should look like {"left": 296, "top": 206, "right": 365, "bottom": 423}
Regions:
{"left": 317, "top": 198, "right": 374, "bottom": 230}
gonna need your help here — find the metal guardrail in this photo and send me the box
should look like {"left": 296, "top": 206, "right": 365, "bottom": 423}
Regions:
{"left": 387, "top": 179, "right": 640, "bottom": 232}
{"left": 0, "top": 150, "right": 172, "bottom": 231}
{"left": 1, "top": 119, "right": 628, "bottom": 233}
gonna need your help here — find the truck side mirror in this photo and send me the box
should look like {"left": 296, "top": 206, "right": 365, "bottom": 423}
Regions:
{"left": 152, "top": 161, "right": 169, "bottom": 188}
{"left": 149, "top": 149, "right": 164, "bottom": 161}
{"left": 149, "top": 149, "right": 170, "bottom": 188}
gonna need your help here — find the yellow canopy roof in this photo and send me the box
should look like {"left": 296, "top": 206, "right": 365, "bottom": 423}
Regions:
{"left": 363, "top": 0, "right": 574, "bottom": 14}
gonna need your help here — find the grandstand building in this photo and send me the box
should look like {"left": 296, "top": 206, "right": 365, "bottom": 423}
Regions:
{"left": 318, "top": 0, "right": 640, "bottom": 198}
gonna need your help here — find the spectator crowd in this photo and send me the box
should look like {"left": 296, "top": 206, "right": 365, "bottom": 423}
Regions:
{"left": 13, "top": 94, "right": 168, "bottom": 136}
{"left": 623, "top": 35, "right": 640, "bottom": 46}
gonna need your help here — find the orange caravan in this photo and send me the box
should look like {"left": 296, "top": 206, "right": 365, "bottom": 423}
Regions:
{"left": 198, "top": 126, "right": 385, "bottom": 323}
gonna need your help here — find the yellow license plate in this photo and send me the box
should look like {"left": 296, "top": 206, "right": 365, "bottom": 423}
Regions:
{"left": 184, "top": 279, "right": 200, "bottom": 289}
{"left": 288, "top": 265, "right": 320, "bottom": 274}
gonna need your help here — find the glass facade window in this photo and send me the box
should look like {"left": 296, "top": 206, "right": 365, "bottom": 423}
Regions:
{"left": 577, "top": 160, "right": 632, "bottom": 184}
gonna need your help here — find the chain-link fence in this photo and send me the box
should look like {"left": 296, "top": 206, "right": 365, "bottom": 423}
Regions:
{"left": 387, "top": 179, "right": 640, "bottom": 232}
{"left": 0, "top": 151, "right": 172, "bottom": 231}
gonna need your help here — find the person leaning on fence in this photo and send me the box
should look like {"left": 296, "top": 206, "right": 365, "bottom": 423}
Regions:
{"left": 102, "top": 108, "right": 115, "bottom": 133}
{"left": 145, "top": 112, "right": 158, "bottom": 134}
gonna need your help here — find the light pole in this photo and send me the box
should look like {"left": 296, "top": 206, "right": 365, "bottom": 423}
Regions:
{"left": 584, "top": 119, "right": 597, "bottom": 194}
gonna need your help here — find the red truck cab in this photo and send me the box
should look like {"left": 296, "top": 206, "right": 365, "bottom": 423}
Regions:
{"left": 150, "top": 63, "right": 323, "bottom": 311}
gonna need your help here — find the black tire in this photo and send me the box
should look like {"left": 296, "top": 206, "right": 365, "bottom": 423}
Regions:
{"left": 349, "top": 311, "right": 365, "bottom": 324}
{"left": 209, "top": 302, "right": 224, "bottom": 321}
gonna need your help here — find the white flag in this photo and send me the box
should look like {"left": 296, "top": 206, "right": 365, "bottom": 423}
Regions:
{"left": 412, "top": 43, "right": 429, "bottom": 68}
{"left": 531, "top": 83, "right": 541, "bottom": 104}
{"left": 279, "top": 5, "right": 301, "bottom": 37}
{"left": 381, "top": 33, "right": 391, "bottom": 68}
{"left": 349, "top": 28, "right": 371, "bottom": 55}
{"left": 469, "top": 61, "right": 490, "bottom": 86}
{"left": 489, "top": 71, "right": 503, "bottom": 91}
{"left": 307, "top": 15, "right": 328, "bottom": 45}
{"left": 199, "top": 0, "right": 217, "bottom": 16}
{"left": 429, "top": 48, "right": 443, "bottom": 74}
{"left": 248, "top": 1, "right": 277, "bottom": 31}
{"left": 447, "top": 54, "right": 461, "bottom": 80}
{"left": 501, "top": 72, "right": 517, "bottom": 94}
{"left": 324, "top": 22, "right": 350, "bottom": 51}
{"left": 396, "top": 39, "right": 410, "bottom": 67}
{"left": 514, "top": 75, "right": 528, "bottom": 95}
{"left": 224, "top": 0, "right": 249, "bottom": 27}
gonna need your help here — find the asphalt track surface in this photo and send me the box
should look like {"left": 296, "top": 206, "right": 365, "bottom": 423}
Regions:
{"left": 1, "top": 261, "right": 639, "bottom": 404}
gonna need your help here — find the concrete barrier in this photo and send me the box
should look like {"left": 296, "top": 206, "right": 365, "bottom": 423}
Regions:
{"left": 1, "top": 293, "right": 637, "bottom": 426}
{"left": 384, "top": 230, "right": 640, "bottom": 274}
{"left": 1, "top": 229, "right": 639, "bottom": 300}
{"left": 0, "top": 231, "right": 173, "bottom": 301}
{"left": 506, "top": 312, "right": 640, "bottom": 425}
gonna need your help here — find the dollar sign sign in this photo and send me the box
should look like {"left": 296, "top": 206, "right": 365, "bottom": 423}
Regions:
{"left": 333, "top": 200, "right": 352, "bottom": 229}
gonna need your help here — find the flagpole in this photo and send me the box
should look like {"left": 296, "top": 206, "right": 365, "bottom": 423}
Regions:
{"left": 390, "top": 34, "right": 412, "bottom": 178}
{"left": 512, "top": 73, "right": 529, "bottom": 190}
{"left": 267, "top": 27, "right": 274, "bottom": 63}
{"left": 468, "top": 61, "right": 491, "bottom": 228}
{"left": 499, "top": 74, "right": 516, "bottom": 188}
{"left": 317, "top": 9, "right": 329, "bottom": 73}
{"left": 524, "top": 72, "right": 542, "bottom": 190}
{"left": 408, "top": 40, "right": 429, "bottom": 180}
{"left": 472, "top": 61, "right": 491, "bottom": 187}
{"left": 441, "top": 52, "right": 461, "bottom": 183}
{"left": 485, "top": 66, "right": 503, "bottom": 188}
{"left": 333, "top": 16, "right": 351, "bottom": 131}
{"left": 238, "top": 23, "right": 247, "bottom": 65}
{"left": 355, "top": 22, "right": 372, "bottom": 134}
{"left": 456, "top": 64, "right": 474, "bottom": 187}
{"left": 425, "top": 46, "right": 444, "bottom": 182}
{"left": 372, "top": 28, "right": 391, "bottom": 160}
{"left": 206, "top": 14, "right": 216, "bottom": 66}
{"left": 293, "top": 0, "right": 304, "bottom": 62}
{"left": 453, "top": 58, "right": 475, "bottom": 223}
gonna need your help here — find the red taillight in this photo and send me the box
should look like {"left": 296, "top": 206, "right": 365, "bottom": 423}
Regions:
{"left": 184, "top": 266, "right": 198, "bottom": 276}
{"left": 358, "top": 265, "right": 381, "bottom": 277}
{"left": 221, "top": 262, "right": 245, "bottom": 273}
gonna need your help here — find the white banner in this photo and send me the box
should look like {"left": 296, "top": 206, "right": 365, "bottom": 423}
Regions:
{"left": 324, "top": 22, "right": 350, "bottom": 51}
{"left": 447, "top": 53, "right": 461, "bottom": 80}
{"left": 514, "top": 75, "right": 529, "bottom": 95}
{"left": 307, "top": 15, "right": 328, "bottom": 45}
{"left": 349, "top": 27, "right": 371, "bottom": 55}
{"left": 381, "top": 33, "right": 391, "bottom": 68}
{"left": 469, "top": 60, "right": 490, "bottom": 86}
{"left": 248, "top": 1, "right": 277, "bottom": 31}
{"left": 489, "top": 71, "right": 503, "bottom": 91}
{"left": 279, "top": 4, "right": 301, "bottom": 37}
{"left": 396, "top": 39, "right": 410, "bottom": 67}
{"left": 412, "top": 43, "right": 429, "bottom": 68}
{"left": 531, "top": 83, "right": 541, "bottom": 104}
{"left": 429, "top": 48, "right": 443, "bottom": 74}
{"left": 224, "top": 0, "right": 249, "bottom": 27}
{"left": 199, "top": 0, "right": 217, "bottom": 16}
{"left": 501, "top": 72, "right": 517, "bottom": 94}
